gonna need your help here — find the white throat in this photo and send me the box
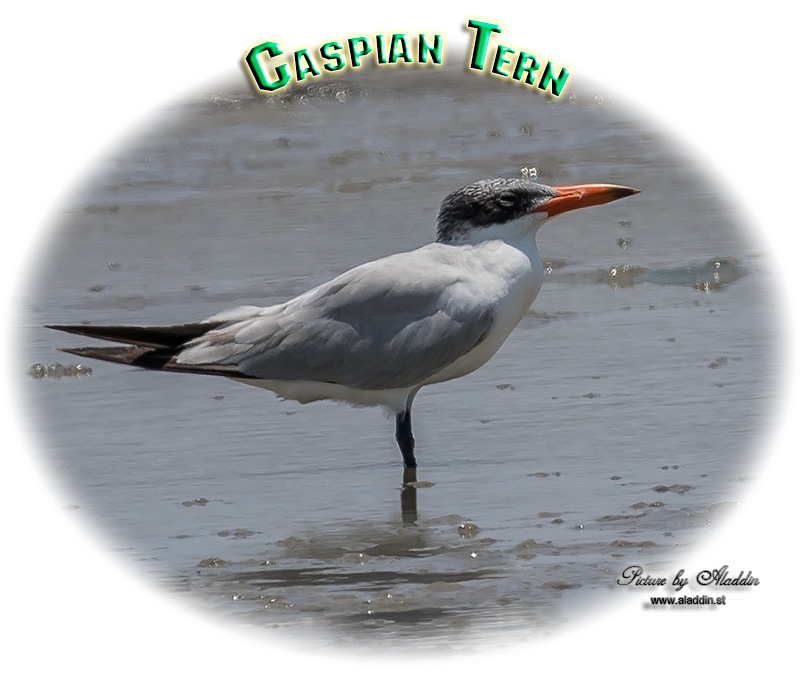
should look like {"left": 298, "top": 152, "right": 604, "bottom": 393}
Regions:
{"left": 443, "top": 213, "right": 550, "bottom": 248}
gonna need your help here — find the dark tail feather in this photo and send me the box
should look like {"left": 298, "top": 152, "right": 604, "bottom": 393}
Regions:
{"left": 56, "top": 344, "right": 245, "bottom": 376}
{"left": 45, "top": 322, "right": 222, "bottom": 349}
{"left": 57, "top": 344, "right": 174, "bottom": 369}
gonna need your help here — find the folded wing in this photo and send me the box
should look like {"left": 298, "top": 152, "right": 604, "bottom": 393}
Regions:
{"left": 177, "top": 247, "right": 496, "bottom": 389}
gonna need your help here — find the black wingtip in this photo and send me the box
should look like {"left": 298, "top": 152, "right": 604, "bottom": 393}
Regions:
{"left": 46, "top": 324, "right": 81, "bottom": 332}
{"left": 46, "top": 321, "right": 222, "bottom": 348}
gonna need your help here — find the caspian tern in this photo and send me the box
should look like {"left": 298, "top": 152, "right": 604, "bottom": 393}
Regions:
{"left": 49, "top": 177, "right": 638, "bottom": 468}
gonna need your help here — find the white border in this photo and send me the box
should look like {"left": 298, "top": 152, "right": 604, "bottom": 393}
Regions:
{"left": 3, "top": 2, "right": 796, "bottom": 675}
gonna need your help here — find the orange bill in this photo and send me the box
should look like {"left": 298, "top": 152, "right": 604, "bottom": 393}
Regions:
{"left": 536, "top": 183, "right": 640, "bottom": 217}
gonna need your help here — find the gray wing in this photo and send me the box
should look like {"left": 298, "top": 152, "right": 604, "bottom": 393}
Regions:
{"left": 176, "top": 246, "right": 495, "bottom": 390}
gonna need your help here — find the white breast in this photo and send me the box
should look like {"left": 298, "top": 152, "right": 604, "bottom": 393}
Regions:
{"left": 423, "top": 233, "right": 543, "bottom": 386}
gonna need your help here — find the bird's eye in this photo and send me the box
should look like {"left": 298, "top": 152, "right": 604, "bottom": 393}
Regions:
{"left": 497, "top": 193, "right": 517, "bottom": 208}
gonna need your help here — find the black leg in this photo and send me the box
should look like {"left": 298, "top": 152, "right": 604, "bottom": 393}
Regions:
{"left": 395, "top": 408, "right": 416, "bottom": 468}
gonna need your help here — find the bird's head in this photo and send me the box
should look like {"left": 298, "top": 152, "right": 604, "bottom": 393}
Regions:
{"left": 435, "top": 177, "right": 639, "bottom": 244}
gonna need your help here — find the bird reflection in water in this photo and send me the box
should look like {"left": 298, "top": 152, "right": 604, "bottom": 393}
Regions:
{"left": 401, "top": 467, "right": 419, "bottom": 524}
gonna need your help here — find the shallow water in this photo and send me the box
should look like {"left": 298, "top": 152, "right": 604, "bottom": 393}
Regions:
{"left": 19, "top": 68, "right": 778, "bottom": 648}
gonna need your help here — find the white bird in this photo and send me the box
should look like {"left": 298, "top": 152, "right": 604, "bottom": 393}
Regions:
{"left": 49, "top": 177, "right": 638, "bottom": 468}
